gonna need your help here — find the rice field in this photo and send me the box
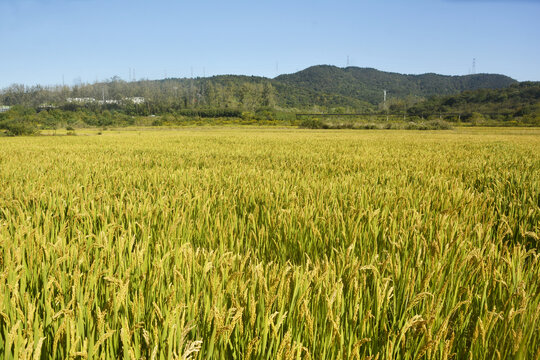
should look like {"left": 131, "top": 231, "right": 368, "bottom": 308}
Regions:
{"left": 0, "top": 127, "right": 539, "bottom": 359}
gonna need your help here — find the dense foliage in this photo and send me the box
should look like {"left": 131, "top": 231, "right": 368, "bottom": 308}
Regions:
{"left": 0, "top": 74, "right": 371, "bottom": 114}
{"left": 299, "top": 118, "right": 453, "bottom": 130}
{"left": 1, "top": 66, "right": 536, "bottom": 133}
{"left": 408, "top": 82, "right": 540, "bottom": 125}
{"left": 0, "top": 65, "right": 518, "bottom": 112}
{"left": 1, "top": 128, "right": 539, "bottom": 359}
{"left": 275, "top": 65, "right": 517, "bottom": 104}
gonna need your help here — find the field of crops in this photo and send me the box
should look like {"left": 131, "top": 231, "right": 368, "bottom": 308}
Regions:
{"left": 0, "top": 127, "right": 539, "bottom": 359}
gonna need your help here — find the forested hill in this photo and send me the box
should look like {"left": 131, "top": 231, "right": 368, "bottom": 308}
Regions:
{"left": 274, "top": 65, "right": 517, "bottom": 105}
{"left": 197, "top": 75, "right": 374, "bottom": 111}
{"left": 0, "top": 65, "right": 519, "bottom": 112}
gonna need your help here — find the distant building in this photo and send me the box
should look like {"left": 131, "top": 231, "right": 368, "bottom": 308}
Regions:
{"left": 38, "top": 104, "right": 57, "bottom": 111}
{"left": 0, "top": 105, "right": 10, "bottom": 113}
{"left": 67, "top": 97, "right": 96, "bottom": 103}
{"left": 126, "top": 97, "right": 145, "bottom": 104}
{"left": 98, "top": 99, "right": 120, "bottom": 105}
{"left": 65, "top": 97, "right": 145, "bottom": 106}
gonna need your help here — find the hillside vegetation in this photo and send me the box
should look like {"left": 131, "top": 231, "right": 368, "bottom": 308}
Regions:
{"left": 275, "top": 65, "right": 517, "bottom": 105}
{"left": 408, "top": 82, "right": 540, "bottom": 124}
{"left": 0, "top": 65, "right": 517, "bottom": 112}
{"left": 1, "top": 65, "right": 537, "bottom": 133}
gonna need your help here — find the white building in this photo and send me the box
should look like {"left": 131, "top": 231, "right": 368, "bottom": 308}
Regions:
{"left": 127, "top": 97, "right": 145, "bottom": 104}
{"left": 97, "top": 99, "right": 120, "bottom": 105}
{"left": 66, "top": 97, "right": 96, "bottom": 103}
{"left": 65, "top": 97, "right": 144, "bottom": 105}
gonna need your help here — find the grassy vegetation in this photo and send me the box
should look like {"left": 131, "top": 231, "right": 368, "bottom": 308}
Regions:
{"left": 0, "top": 128, "right": 539, "bottom": 359}
{"left": 299, "top": 118, "right": 453, "bottom": 130}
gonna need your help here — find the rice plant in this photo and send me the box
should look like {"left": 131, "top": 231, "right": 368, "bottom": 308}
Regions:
{"left": 0, "top": 127, "right": 539, "bottom": 359}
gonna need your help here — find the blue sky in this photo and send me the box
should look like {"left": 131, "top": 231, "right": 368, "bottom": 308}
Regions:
{"left": 0, "top": 0, "right": 539, "bottom": 88}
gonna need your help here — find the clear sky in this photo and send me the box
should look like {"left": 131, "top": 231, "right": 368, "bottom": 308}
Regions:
{"left": 1, "top": 0, "right": 539, "bottom": 88}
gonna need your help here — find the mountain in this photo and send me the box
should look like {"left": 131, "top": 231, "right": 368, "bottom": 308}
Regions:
{"left": 274, "top": 65, "right": 518, "bottom": 105}
{"left": 0, "top": 65, "right": 519, "bottom": 113}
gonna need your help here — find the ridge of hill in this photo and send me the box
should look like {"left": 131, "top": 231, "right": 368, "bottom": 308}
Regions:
{"left": 0, "top": 65, "right": 520, "bottom": 112}
{"left": 274, "top": 65, "right": 517, "bottom": 105}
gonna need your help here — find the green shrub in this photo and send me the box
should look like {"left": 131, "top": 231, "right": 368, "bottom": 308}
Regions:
{"left": 404, "top": 120, "right": 452, "bottom": 130}
{"left": 152, "top": 118, "right": 164, "bottom": 126}
{"left": 0, "top": 120, "right": 38, "bottom": 136}
{"left": 299, "top": 119, "right": 325, "bottom": 129}
{"left": 427, "top": 119, "right": 453, "bottom": 130}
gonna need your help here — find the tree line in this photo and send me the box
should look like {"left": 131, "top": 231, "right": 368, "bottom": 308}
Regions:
{"left": 1, "top": 74, "right": 538, "bottom": 135}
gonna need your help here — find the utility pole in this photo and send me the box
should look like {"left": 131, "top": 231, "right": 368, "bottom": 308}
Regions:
{"left": 383, "top": 90, "right": 388, "bottom": 121}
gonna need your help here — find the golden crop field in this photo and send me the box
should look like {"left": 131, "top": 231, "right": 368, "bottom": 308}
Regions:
{"left": 0, "top": 127, "right": 539, "bottom": 359}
